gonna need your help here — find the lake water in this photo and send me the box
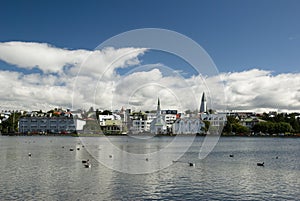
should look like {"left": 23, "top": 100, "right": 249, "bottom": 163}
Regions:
{"left": 0, "top": 136, "right": 299, "bottom": 200}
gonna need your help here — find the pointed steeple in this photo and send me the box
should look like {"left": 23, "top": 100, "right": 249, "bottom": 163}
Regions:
{"left": 200, "top": 92, "right": 207, "bottom": 113}
{"left": 157, "top": 97, "right": 161, "bottom": 116}
{"left": 201, "top": 92, "right": 206, "bottom": 102}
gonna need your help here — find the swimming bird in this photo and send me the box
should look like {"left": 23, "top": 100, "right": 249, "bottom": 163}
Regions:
{"left": 189, "top": 162, "right": 195, "bottom": 167}
{"left": 229, "top": 154, "right": 234, "bottom": 157}
{"left": 77, "top": 148, "right": 80, "bottom": 150}
{"left": 257, "top": 162, "right": 264, "bottom": 166}
{"left": 84, "top": 162, "right": 91, "bottom": 168}
{"left": 70, "top": 148, "right": 74, "bottom": 151}
{"left": 82, "top": 159, "right": 89, "bottom": 163}
{"left": 28, "top": 153, "right": 32, "bottom": 157}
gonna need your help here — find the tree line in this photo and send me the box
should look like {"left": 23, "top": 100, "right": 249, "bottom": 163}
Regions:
{"left": 223, "top": 112, "right": 300, "bottom": 135}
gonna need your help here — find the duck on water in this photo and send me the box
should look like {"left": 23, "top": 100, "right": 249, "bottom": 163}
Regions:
{"left": 257, "top": 162, "right": 264, "bottom": 166}
{"left": 84, "top": 163, "right": 91, "bottom": 168}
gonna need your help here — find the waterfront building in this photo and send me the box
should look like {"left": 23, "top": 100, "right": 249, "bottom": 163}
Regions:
{"left": 199, "top": 92, "right": 227, "bottom": 134}
{"left": 96, "top": 110, "right": 125, "bottom": 134}
{"left": 19, "top": 116, "right": 77, "bottom": 134}
{"left": 101, "top": 120, "right": 123, "bottom": 134}
{"left": 240, "top": 117, "right": 265, "bottom": 130}
{"left": 128, "top": 111, "right": 155, "bottom": 133}
{"left": 128, "top": 109, "right": 177, "bottom": 134}
{"left": 161, "top": 110, "right": 179, "bottom": 133}
{"left": 200, "top": 113, "right": 226, "bottom": 134}
{"left": 150, "top": 98, "right": 167, "bottom": 134}
{"left": 145, "top": 112, "right": 157, "bottom": 131}
{"left": 128, "top": 111, "right": 147, "bottom": 133}
{"left": 173, "top": 117, "right": 205, "bottom": 134}
{"left": 18, "top": 109, "right": 86, "bottom": 134}
{"left": 171, "top": 97, "right": 205, "bottom": 134}
{"left": 200, "top": 113, "right": 226, "bottom": 126}
{"left": 98, "top": 113, "right": 121, "bottom": 126}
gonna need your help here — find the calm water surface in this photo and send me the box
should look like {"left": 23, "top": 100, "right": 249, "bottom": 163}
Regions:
{"left": 0, "top": 136, "right": 299, "bottom": 200}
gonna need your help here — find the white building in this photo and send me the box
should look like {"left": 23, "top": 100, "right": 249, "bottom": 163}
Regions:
{"left": 200, "top": 113, "right": 227, "bottom": 134}
{"left": 74, "top": 118, "right": 86, "bottom": 131}
{"left": 98, "top": 114, "right": 121, "bottom": 126}
{"left": 200, "top": 113, "right": 226, "bottom": 126}
{"left": 130, "top": 112, "right": 156, "bottom": 133}
{"left": 150, "top": 98, "right": 167, "bottom": 134}
{"left": 131, "top": 119, "right": 149, "bottom": 133}
{"left": 172, "top": 118, "right": 205, "bottom": 134}
{"left": 161, "top": 110, "right": 178, "bottom": 132}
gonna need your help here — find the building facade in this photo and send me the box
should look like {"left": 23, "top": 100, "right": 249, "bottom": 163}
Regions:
{"left": 161, "top": 110, "right": 179, "bottom": 133}
{"left": 150, "top": 98, "right": 167, "bottom": 134}
{"left": 18, "top": 116, "right": 79, "bottom": 134}
{"left": 200, "top": 113, "right": 227, "bottom": 134}
{"left": 172, "top": 118, "right": 205, "bottom": 134}
{"left": 128, "top": 111, "right": 156, "bottom": 133}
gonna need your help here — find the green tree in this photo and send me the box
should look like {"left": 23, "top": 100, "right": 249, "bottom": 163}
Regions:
{"left": 253, "top": 122, "right": 269, "bottom": 133}
{"left": 232, "top": 123, "right": 249, "bottom": 134}
{"left": 223, "top": 121, "right": 232, "bottom": 133}
{"left": 288, "top": 114, "right": 300, "bottom": 132}
{"left": 276, "top": 122, "right": 293, "bottom": 133}
{"left": 1, "top": 112, "right": 22, "bottom": 133}
{"left": 203, "top": 120, "right": 210, "bottom": 132}
{"left": 223, "top": 116, "right": 239, "bottom": 134}
{"left": 253, "top": 121, "right": 293, "bottom": 134}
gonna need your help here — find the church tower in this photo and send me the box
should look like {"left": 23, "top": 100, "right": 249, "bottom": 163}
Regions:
{"left": 200, "top": 92, "right": 207, "bottom": 113}
{"left": 150, "top": 97, "right": 166, "bottom": 134}
{"left": 156, "top": 98, "right": 161, "bottom": 116}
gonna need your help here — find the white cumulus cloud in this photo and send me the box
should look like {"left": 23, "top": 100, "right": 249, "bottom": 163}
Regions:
{"left": 219, "top": 69, "right": 300, "bottom": 112}
{"left": 0, "top": 41, "right": 146, "bottom": 76}
{"left": 0, "top": 41, "right": 299, "bottom": 113}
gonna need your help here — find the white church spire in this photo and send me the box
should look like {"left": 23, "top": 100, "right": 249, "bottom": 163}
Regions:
{"left": 156, "top": 97, "right": 161, "bottom": 116}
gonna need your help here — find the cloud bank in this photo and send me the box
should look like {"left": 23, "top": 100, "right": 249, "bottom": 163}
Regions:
{"left": 221, "top": 69, "right": 300, "bottom": 112}
{"left": 0, "top": 41, "right": 299, "bottom": 113}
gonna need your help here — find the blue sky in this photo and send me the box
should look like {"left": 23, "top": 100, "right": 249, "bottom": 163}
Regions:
{"left": 1, "top": 0, "right": 299, "bottom": 73}
{"left": 0, "top": 0, "right": 300, "bottom": 112}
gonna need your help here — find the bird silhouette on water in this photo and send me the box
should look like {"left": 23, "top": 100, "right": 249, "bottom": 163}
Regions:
{"left": 257, "top": 162, "right": 264, "bottom": 166}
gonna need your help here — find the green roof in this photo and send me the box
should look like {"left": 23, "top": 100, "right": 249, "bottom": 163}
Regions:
{"left": 105, "top": 120, "right": 122, "bottom": 126}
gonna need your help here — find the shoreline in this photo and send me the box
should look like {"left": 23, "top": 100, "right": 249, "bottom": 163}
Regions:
{"left": 1, "top": 133, "right": 300, "bottom": 138}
